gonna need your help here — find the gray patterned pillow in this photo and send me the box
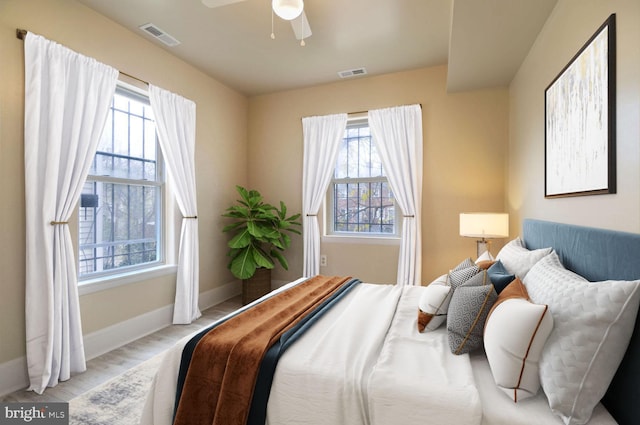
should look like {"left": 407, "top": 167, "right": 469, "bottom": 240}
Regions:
{"left": 449, "top": 265, "right": 481, "bottom": 289}
{"left": 461, "top": 270, "right": 490, "bottom": 287}
{"left": 452, "top": 258, "right": 476, "bottom": 271}
{"left": 447, "top": 277, "right": 497, "bottom": 355}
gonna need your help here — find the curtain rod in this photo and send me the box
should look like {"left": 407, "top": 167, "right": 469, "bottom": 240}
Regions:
{"left": 16, "top": 28, "right": 149, "bottom": 86}
{"left": 347, "top": 103, "right": 423, "bottom": 116}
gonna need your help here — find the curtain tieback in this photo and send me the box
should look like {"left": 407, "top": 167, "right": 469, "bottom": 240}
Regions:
{"left": 50, "top": 221, "right": 69, "bottom": 225}
{"left": 306, "top": 214, "right": 318, "bottom": 217}
{"left": 183, "top": 216, "right": 198, "bottom": 219}
{"left": 403, "top": 215, "right": 415, "bottom": 218}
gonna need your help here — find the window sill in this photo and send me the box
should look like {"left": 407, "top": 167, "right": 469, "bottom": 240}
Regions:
{"left": 78, "top": 264, "right": 178, "bottom": 296}
{"left": 322, "top": 234, "right": 401, "bottom": 245}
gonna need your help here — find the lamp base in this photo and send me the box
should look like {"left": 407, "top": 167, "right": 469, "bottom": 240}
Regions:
{"left": 476, "top": 239, "right": 491, "bottom": 259}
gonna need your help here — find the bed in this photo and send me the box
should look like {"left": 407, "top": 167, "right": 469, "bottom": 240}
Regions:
{"left": 141, "top": 219, "right": 640, "bottom": 425}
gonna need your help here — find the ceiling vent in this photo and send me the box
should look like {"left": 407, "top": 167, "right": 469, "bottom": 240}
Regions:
{"left": 139, "top": 23, "right": 181, "bottom": 47}
{"left": 338, "top": 68, "right": 368, "bottom": 79}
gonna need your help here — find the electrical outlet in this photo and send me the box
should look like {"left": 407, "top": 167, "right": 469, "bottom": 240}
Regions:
{"left": 320, "top": 255, "right": 327, "bottom": 267}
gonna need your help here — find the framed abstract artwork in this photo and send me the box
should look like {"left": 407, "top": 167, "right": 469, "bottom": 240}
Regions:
{"left": 545, "top": 14, "right": 616, "bottom": 198}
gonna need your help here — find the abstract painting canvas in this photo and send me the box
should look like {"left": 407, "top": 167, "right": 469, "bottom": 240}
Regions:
{"left": 545, "top": 14, "right": 616, "bottom": 198}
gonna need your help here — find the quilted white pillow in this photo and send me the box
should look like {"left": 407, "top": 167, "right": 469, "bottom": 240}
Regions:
{"left": 524, "top": 252, "right": 640, "bottom": 425}
{"left": 417, "top": 274, "right": 451, "bottom": 332}
{"left": 496, "top": 237, "right": 552, "bottom": 279}
{"left": 484, "top": 297, "right": 553, "bottom": 402}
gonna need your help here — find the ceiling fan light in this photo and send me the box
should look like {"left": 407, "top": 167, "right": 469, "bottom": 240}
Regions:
{"left": 272, "top": 0, "right": 304, "bottom": 21}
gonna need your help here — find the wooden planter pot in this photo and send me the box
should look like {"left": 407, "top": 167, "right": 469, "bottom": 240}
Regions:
{"left": 242, "top": 267, "right": 272, "bottom": 305}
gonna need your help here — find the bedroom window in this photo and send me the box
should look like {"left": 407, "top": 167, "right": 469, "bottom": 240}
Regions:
{"left": 78, "top": 85, "right": 164, "bottom": 278}
{"left": 326, "top": 119, "right": 399, "bottom": 237}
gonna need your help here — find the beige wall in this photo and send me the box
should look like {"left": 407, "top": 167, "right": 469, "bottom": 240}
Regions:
{"left": 248, "top": 66, "right": 509, "bottom": 285}
{"left": 0, "top": 0, "right": 247, "bottom": 365}
{"left": 508, "top": 0, "right": 640, "bottom": 234}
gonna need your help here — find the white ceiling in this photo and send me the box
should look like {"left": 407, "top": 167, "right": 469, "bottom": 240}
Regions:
{"left": 76, "top": 0, "right": 557, "bottom": 96}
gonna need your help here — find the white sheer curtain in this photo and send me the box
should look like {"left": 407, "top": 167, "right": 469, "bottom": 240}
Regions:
{"left": 302, "top": 113, "right": 348, "bottom": 277}
{"left": 369, "top": 104, "right": 423, "bottom": 286}
{"left": 24, "top": 32, "right": 118, "bottom": 393}
{"left": 149, "top": 84, "right": 201, "bottom": 325}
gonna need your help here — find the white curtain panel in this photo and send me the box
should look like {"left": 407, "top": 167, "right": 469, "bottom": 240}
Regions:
{"left": 24, "top": 32, "right": 118, "bottom": 393}
{"left": 149, "top": 85, "right": 201, "bottom": 325}
{"left": 301, "top": 113, "right": 348, "bottom": 277}
{"left": 369, "top": 104, "right": 423, "bottom": 286}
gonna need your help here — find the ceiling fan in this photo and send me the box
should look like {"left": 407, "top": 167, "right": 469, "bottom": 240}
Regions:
{"left": 201, "top": 0, "right": 312, "bottom": 45}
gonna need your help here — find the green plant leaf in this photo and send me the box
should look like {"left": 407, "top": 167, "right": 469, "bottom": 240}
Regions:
{"left": 280, "top": 232, "right": 291, "bottom": 249}
{"left": 223, "top": 205, "right": 250, "bottom": 217}
{"left": 230, "top": 247, "right": 257, "bottom": 280}
{"left": 271, "top": 249, "right": 289, "bottom": 270}
{"left": 253, "top": 247, "right": 275, "bottom": 269}
{"left": 222, "top": 222, "right": 245, "bottom": 233}
{"left": 287, "top": 213, "right": 301, "bottom": 222}
{"left": 228, "top": 228, "right": 251, "bottom": 248}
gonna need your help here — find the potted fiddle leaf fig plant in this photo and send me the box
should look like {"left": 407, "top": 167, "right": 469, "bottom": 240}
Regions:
{"left": 222, "top": 185, "right": 301, "bottom": 304}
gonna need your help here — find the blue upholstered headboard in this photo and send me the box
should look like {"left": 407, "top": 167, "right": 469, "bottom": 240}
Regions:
{"left": 522, "top": 219, "right": 640, "bottom": 425}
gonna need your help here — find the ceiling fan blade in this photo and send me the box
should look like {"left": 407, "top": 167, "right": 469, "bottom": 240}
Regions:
{"left": 291, "top": 11, "right": 312, "bottom": 40}
{"left": 201, "top": 0, "right": 248, "bottom": 8}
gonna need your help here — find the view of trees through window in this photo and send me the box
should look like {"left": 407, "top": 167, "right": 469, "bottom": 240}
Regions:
{"left": 79, "top": 88, "right": 162, "bottom": 277}
{"left": 330, "top": 123, "right": 396, "bottom": 235}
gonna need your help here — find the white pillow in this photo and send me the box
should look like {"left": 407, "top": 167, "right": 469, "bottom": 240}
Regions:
{"left": 484, "top": 297, "right": 553, "bottom": 402}
{"left": 417, "top": 274, "right": 451, "bottom": 332}
{"left": 476, "top": 250, "right": 495, "bottom": 263}
{"left": 524, "top": 252, "right": 640, "bottom": 425}
{"left": 496, "top": 237, "right": 552, "bottom": 279}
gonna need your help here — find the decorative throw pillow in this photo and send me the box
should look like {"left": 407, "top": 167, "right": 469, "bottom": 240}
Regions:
{"left": 449, "top": 260, "right": 481, "bottom": 289}
{"left": 476, "top": 260, "right": 496, "bottom": 270}
{"left": 453, "top": 258, "right": 476, "bottom": 271}
{"left": 496, "top": 237, "right": 552, "bottom": 279}
{"left": 476, "top": 250, "right": 495, "bottom": 263}
{"left": 417, "top": 274, "right": 451, "bottom": 332}
{"left": 524, "top": 252, "right": 640, "bottom": 425}
{"left": 487, "top": 260, "right": 516, "bottom": 294}
{"left": 447, "top": 276, "right": 497, "bottom": 355}
{"left": 484, "top": 277, "right": 528, "bottom": 323}
{"left": 461, "top": 269, "right": 490, "bottom": 288}
{"left": 484, "top": 291, "right": 553, "bottom": 402}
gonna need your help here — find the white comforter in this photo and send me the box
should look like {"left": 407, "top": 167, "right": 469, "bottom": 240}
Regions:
{"left": 141, "top": 281, "right": 482, "bottom": 425}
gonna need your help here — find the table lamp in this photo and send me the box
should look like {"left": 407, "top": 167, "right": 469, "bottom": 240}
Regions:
{"left": 459, "top": 213, "right": 509, "bottom": 258}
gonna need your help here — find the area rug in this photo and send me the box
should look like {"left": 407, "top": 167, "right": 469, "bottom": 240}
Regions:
{"left": 69, "top": 353, "right": 164, "bottom": 425}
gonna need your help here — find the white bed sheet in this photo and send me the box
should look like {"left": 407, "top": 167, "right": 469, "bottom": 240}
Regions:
{"left": 367, "top": 286, "right": 481, "bottom": 425}
{"left": 266, "top": 283, "right": 405, "bottom": 425}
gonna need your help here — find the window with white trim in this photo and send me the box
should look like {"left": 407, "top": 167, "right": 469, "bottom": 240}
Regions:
{"left": 78, "top": 85, "right": 164, "bottom": 278}
{"left": 326, "top": 119, "right": 399, "bottom": 237}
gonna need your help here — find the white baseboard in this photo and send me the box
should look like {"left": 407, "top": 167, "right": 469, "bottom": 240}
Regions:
{"left": 0, "top": 280, "right": 240, "bottom": 398}
{"left": 82, "top": 304, "right": 174, "bottom": 361}
{"left": 0, "top": 356, "right": 28, "bottom": 398}
{"left": 199, "top": 279, "right": 241, "bottom": 310}
{"left": 272, "top": 279, "right": 290, "bottom": 289}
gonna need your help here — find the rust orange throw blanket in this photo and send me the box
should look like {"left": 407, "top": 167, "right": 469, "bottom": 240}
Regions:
{"left": 173, "top": 275, "right": 352, "bottom": 425}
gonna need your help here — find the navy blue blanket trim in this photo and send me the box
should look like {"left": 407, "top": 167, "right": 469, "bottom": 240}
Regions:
{"left": 172, "top": 277, "right": 312, "bottom": 421}
{"left": 246, "top": 278, "right": 362, "bottom": 425}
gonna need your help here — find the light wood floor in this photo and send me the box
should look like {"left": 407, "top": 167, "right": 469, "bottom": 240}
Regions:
{"left": 1, "top": 296, "right": 242, "bottom": 403}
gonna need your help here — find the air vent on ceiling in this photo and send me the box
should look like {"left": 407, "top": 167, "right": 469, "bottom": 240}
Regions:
{"left": 139, "top": 23, "right": 181, "bottom": 47}
{"left": 338, "top": 68, "right": 368, "bottom": 79}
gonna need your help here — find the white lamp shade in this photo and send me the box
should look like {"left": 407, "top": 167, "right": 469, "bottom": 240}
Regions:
{"left": 272, "top": 0, "right": 304, "bottom": 20}
{"left": 460, "top": 213, "right": 509, "bottom": 238}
